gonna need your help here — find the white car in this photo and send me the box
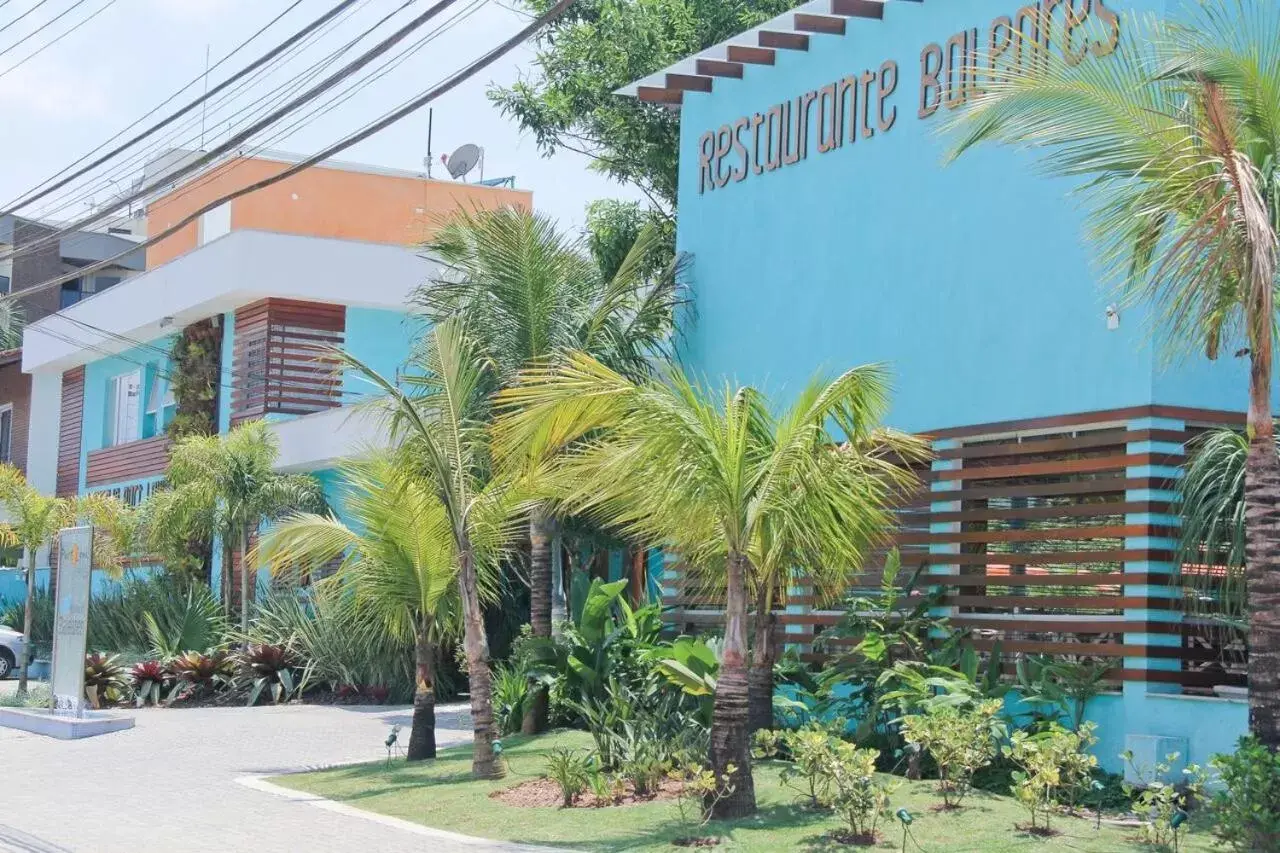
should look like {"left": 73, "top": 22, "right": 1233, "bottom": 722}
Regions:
{"left": 0, "top": 624, "right": 24, "bottom": 679}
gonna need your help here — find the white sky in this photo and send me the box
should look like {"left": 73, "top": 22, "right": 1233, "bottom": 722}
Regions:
{"left": 0, "top": 0, "right": 644, "bottom": 231}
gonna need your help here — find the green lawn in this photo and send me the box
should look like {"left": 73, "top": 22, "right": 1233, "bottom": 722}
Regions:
{"left": 270, "top": 731, "right": 1217, "bottom": 852}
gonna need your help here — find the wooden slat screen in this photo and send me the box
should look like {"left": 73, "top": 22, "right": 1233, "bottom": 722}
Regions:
{"left": 658, "top": 406, "right": 1248, "bottom": 692}
{"left": 231, "top": 298, "right": 345, "bottom": 424}
{"left": 55, "top": 366, "right": 85, "bottom": 496}
{"left": 85, "top": 435, "right": 171, "bottom": 487}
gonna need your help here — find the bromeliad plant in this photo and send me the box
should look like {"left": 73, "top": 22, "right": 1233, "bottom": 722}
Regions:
{"left": 83, "top": 653, "right": 129, "bottom": 709}
{"left": 130, "top": 660, "right": 169, "bottom": 708}
{"left": 235, "top": 643, "right": 301, "bottom": 706}
{"left": 168, "top": 651, "right": 234, "bottom": 701}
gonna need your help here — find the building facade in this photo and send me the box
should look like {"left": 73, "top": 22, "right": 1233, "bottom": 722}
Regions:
{"left": 626, "top": 0, "right": 1251, "bottom": 772}
{"left": 19, "top": 150, "right": 530, "bottom": 598}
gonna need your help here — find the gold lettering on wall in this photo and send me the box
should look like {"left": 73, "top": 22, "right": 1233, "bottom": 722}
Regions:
{"left": 695, "top": 0, "right": 1122, "bottom": 193}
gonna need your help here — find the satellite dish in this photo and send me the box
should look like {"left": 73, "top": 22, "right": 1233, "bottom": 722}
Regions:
{"left": 444, "top": 143, "right": 481, "bottom": 180}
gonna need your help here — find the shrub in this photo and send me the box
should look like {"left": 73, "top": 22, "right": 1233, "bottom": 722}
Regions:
{"left": 619, "top": 740, "right": 668, "bottom": 798}
{"left": 492, "top": 659, "right": 530, "bottom": 736}
{"left": 545, "top": 748, "right": 592, "bottom": 807}
{"left": 130, "top": 660, "right": 169, "bottom": 707}
{"left": 1210, "top": 736, "right": 1280, "bottom": 852}
{"left": 819, "top": 742, "right": 892, "bottom": 843}
{"left": 902, "top": 699, "right": 1006, "bottom": 808}
{"left": 143, "top": 583, "right": 226, "bottom": 659}
{"left": 250, "top": 588, "right": 415, "bottom": 702}
{"left": 0, "top": 588, "right": 52, "bottom": 659}
{"left": 83, "top": 653, "right": 129, "bottom": 708}
{"left": 234, "top": 643, "right": 301, "bottom": 706}
{"left": 760, "top": 725, "right": 841, "bottom": 809}
{"left": 1004, "top": 723, "right": 1099, "bottom": 834}
{"left": 1121, "top": 749, "right": 1206, "bottom": 848}
{"left": 668, "top": 762, "right": 736, "bottom": 838}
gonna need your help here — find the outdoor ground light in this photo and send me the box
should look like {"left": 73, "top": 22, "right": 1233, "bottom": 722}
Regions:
{"left": 492, "top": 739, "right": 504, "bottom": 755}
{"left": 895, "top": 808, "right": 915, "bottom": 853}
{"left": 1171, "top": 809, "right": 1188, "bottom": 853}
{"left": 1092, "top": 779, "right": 1106, "bottom": 829}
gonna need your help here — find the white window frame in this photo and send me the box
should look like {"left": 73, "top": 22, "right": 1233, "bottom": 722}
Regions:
{"left": 106, "top": 370, "right": 142, "bottom": 447}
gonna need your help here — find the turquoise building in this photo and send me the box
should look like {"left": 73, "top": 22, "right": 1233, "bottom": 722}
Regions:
{"left": 624, "top": 0, "right": 1251, "bottom": 773}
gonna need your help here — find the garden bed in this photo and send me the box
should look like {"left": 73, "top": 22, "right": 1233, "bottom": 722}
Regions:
{"left": 269, "top": 731, "right": 1220, "bottom": 852}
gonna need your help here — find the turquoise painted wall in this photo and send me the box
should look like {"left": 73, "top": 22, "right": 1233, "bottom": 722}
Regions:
{"left": 342, "top": 307, "right": 426, "bottom": 400}
{"left": 673, "top": 0, "right": 1264, "bottom": 432}
{"left": 81, "top": 338, "right": 177, "bottom": 482}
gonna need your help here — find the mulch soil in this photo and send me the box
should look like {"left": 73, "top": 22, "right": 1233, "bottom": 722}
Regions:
{"left": 491, "top": 776, "right": 683, "bottom": 809}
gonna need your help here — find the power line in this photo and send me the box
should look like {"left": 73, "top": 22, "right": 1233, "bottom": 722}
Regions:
{"left": 0, "top": 0, "right": 355, "bottom": 216}
{"left": 0, "top": 0, "right": 56, "bottom": 39}
{"left": 0, "top": 0, "right": 306, "bottom": 215}
{"left": 5, "top": 0, "right": 575, "bottom": 304}
{"left": 0, "top": 0, "right": 117, "bottom": 82}
{"left": 13, "top": 0, "right": 376, "bottom": 225}
{"left": 0, "top": 0, "right": 92, "bottom": 62}
{"left": 0, "top": 0, "right": 456, "bottom": 261}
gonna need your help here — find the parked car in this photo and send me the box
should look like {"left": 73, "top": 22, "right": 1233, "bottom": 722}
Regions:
{"left": 0, "top": 624, "right": 25, "bottom": 679}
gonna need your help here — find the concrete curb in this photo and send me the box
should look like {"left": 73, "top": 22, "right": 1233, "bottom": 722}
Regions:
{"left": 235, "top": 722, "right": 566, "bottom": 853}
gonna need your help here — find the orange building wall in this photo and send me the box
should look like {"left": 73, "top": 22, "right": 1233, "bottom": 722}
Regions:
{"left": 145, "top": 156, "right": 532, "bottom": 269}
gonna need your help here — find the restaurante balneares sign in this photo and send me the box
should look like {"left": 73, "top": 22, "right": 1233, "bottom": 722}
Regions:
{"left": 697, "top": 0, "right": 1121, "bottom": 193}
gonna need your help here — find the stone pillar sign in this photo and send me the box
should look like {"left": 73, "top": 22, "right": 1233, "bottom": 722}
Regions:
{"left": 51, "top": 526, "right": 92, "bottom": 716}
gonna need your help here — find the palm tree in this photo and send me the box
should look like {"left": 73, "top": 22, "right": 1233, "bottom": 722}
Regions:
{"left": 945, "top": 0, "right": 1280, "bottom": 748}
{"left": 418, "top": 207, "right": 683, "bottom": 733}
{"left": 256, "top": 454, "right": 474, "bottom": 760}
{"left": 495, "top": 353, "right": 925, "bottom": 817}
{"left": 0, "top": 465, "right": 72, "bottom": 694}
{"left": 343, "top": 318, "right": 527, "bottom": 779}
{"left": 143, "top": 421, "right": 325, "bottom": 631}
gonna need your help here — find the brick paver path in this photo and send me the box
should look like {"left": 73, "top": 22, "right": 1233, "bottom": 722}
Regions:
{"left": 0, "top": 701, "right": 529, "bottom": 852}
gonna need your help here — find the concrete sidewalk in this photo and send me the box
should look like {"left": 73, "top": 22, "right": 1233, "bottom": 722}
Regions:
{"left": 0, "top": 699, "right": 526, "bottom": 852}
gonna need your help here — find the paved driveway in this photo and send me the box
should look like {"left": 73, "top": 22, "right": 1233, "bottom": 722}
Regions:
{"left": 0, "top": 701, "right": 504, "bottom": 853}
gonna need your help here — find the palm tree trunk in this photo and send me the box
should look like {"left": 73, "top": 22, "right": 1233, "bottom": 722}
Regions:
{"left": 708, "top": 549, "right": 756, "bottom": 818}
{"left": 239, "top": 527, "right": 252, "bottom": 635}
{"left": 221, "top": 539, "right": 234, "bottom": 618}
{"left": 17, "top": 546, "right": 36, "bottom": 695}
{"left": 459, "top": 545, "right": 504, "bottom": 779}
{"left": 522, "top": 509, "right": 552, "bottom": 735}
{"left": 407, "top": 626, "right": 437, "bottom": 761}
{"left": 747, "top": 583, "right": 776, "bottom": 733}
{"left": 1245, "top": 343, "right": 1280, "bottom": 750}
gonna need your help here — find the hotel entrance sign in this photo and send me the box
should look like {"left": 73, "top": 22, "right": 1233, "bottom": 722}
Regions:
{"left": 50, "top": 526, "right": 93, "bottom": 716}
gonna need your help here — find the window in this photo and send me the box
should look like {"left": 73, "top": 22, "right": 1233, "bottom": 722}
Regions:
{"left": 93, "top": 275, "right": 121, "bottom": 293}
{"left": 105, "top": 371, "right": 141, "bottom": 446}
{"left": 0, "top": 405, "right": 12, "bottom": 464}
{"left": 0, "top": 274, "right": 9, "bottom": 295}
{"left": 60, "top": 278, "right": 84, "bottom": 309}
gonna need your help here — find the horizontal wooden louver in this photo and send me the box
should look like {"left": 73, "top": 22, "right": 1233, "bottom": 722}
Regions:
{"left": 55, "top": 366, "right": 84, "bottom": 496}
{"left": 85, "top": 435, "right": 171, "bottom": 487}
{"left": 660, "top": 405, "right": 1248, "bottom": 692}
{"left": 231, "top": 299, "right": 345, "bottom": 425}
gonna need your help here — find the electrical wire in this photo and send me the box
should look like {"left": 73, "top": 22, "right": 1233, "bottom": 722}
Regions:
{"left": 0, "top": 0, "right": 118, "bottom": 82}
{"left": 3, "top": 0, "right": 576, "bottom": 304}
{"left": 0, "top": 0, "right": 56, "bottom": 40}
{"left": 0, "top": 0, "right": 456, "bottom": 259}
{"left": 0, "top": 0, "right": 93, "bottom": 63}
{"left": 14, "top": 0, "right": 375, "bottom": 224}
{"left": 0, "top": 0, "right": 354, "bottom": 216}
{"left": 0, "top": 0, "right": 309, "bottom": 214}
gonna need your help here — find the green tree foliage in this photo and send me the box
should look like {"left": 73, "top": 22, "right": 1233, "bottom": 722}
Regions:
{"left": 257, "top": 453, "right": 482, "bottom": 760}
{"left": 341, "top": 319, "right": 529, "bottom": 779}
{"left": 495, "top": 352, "right": 925, "bottom": 817}
{"left": 137, "top": 421, "right": 324, "bottom": 629}
{"left": 488, "top": 0, "right": 797, "bottom": 213}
